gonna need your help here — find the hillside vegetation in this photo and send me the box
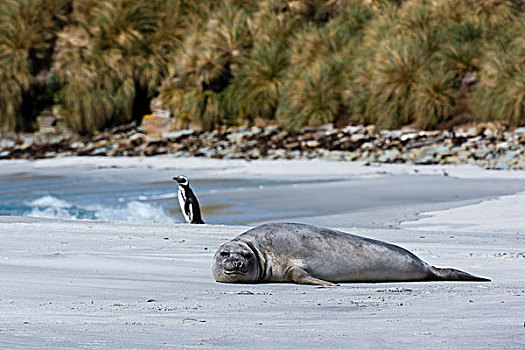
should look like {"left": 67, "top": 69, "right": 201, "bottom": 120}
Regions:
{"left": 0, "top": 0, "right": 524, "bottom": 134}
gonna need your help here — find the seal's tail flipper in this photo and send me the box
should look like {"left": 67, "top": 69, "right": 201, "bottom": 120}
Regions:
{"left": 431, "top": 267, "right": 491, "bottom": 282}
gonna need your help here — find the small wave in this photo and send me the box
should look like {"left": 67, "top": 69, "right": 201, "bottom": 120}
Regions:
{"left": 29, "top": 195, "right": 71, "bottom": 208}
{"left": 26, "top": 195, "right": 173, "bottom": 223}
{"left": 92, "top": 201, "right": 173, "bottom": 223}
{"left": 137, "top": 192, "right": 178, "bottom": 201}
{"left": 28, "top": 196, "right": 85, "bottom": 220}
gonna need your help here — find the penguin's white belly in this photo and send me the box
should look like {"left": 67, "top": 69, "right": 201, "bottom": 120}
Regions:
{"left": 178, "top": 188, "right": 192, "bottom": 223}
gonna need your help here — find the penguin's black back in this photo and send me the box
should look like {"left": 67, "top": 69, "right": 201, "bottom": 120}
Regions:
{"left": 183, "top": 185, "right": 205, "bottom": 224}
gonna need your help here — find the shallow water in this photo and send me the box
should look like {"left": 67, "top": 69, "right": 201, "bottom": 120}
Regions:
{"left": 3, "top": 159, "right": 525, "bottom": 228}
{"left": 0, "top": 169, "right": 322, "bottom": 224}
{"left": 0, "top": 171, "right": 173, "bottom": 222}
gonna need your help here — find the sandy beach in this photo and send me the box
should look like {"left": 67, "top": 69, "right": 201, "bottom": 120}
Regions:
{"left": 0, "top": 157, "right": 524, "bottom": 349}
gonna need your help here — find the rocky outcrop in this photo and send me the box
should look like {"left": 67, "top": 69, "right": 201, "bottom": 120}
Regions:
{"left": 1, "top": 123, "right": 525, "bottom": 170}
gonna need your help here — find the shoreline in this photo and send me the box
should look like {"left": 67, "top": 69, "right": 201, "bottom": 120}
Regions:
{"left": 2, "top": 156, "right": 525, "bottom": 228}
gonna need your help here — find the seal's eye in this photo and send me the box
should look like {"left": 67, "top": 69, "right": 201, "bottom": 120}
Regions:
{"left": 240, "top": 252, "right": 251, "bottom": 259}
{"left": 220, "top": 252, "right": 230, "bottom": 257}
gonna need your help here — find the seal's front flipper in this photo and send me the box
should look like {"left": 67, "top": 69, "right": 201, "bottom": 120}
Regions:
{"left": 286, "top": 266, "right": 338, "bottom": 286}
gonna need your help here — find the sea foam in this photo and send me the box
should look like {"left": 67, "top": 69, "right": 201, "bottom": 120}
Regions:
{"left": 27, "top": 195, "right": 173, "bottom": 223}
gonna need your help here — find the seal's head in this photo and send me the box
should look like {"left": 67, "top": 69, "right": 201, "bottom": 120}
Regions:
{"left": 173, "top": 175, "right": 189, "bottom": 186}
{"left": 212, "top": 241, "right": 260, "bottom": 283}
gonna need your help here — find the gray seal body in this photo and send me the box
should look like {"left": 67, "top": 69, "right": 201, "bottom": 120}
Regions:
{"left": 212, "top": 223, "right": 490, "bottom": 286}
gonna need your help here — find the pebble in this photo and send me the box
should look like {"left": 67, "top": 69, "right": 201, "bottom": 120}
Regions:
{"left": 1, "top": 122, "right": 525, "bottom": 169}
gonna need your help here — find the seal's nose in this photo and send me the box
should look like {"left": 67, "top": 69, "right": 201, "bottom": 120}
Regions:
{"left": 232, "top": 260, "right": 243, "bottom": 268}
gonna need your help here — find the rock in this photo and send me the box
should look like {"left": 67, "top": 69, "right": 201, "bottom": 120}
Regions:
{"left": 143, "top": 145, "right": 167, "bottom": 156}
{"left": 164, "top": 129, "right": 194, "bottom": 141}
{"left": 129, "top": 133, "right": 146, "bottom": 141}
{"left": 357, "top": 151, "right": 370, "bottom": 161}
{"left": 423, "top": 145, "right": 450, "bottom": 156}
{"left": 301, "top": 124, "right": 333, "bottom": 133}
{"left": 0, "top": 139, "right": 15, "bottom": 148}
{"left": 414, "top": 156, "right": 439, "bottom": 165}
{"left": 283, "top": 141, "right": 299, "bottom": 149}
{"left": 196, "top": 148, "right": 217, "bottom": 158}
{"left": 290, "top": 150, "right": 301, "bottom": 158}
{"left": 483, "top": 128, "right": 497, "bottom": 138}
{"left": 141, "top": 115, "right": 173, "bottom": 138}
{"left": 379, "top": 130, "right": 403, "bottom": 138}
{"left": 514, "top": 127, "right": 525, "bottom": 136}
{"left": 227, "top": 132, "right": 246, "bottom": 144}
{"left": 247, "top": 126, "right": 262, "bottom": 136}
{"left": 331, "top": 137, "right": 362, "bottom": 151}
{"left": 267, "top": 149, "right": 287, "bottom": 159}
{"left": 91, "top": 147, "right": 109, "bottom": 156}
{"left": 322, "top": 150, "right": 348, "bottom": 161}
{"left": 473, "top": 149, "right": 489, "bottom": 159}
{"left": 347, "top": 152, "right": 360, "bottom": 161}
{"left": 377, "top": 149, "right": 401, "bottom": 162}
{"left": 305, "top": 140, "right": 320, "bottom": 148}
{"left": 93, "top": 140, "right": 110, "bottom": 148}
{"left": 109, "top": 122, "right": 137, "bottom": 134}
{"left": 400, "top": 133, "right": 418, "bottom": 142}
{"left": 361, "top": 142, "right": 375, "bottom": 151}
{"left": 245, "top": 148, "right": 261, "bottom": 159}
{"left": 341, "top": 125, "right": 365, "bottom": 134}
{"left": 504, "top": 151, "right": 518, "bottom": 159}
{"left": 495, "top": 161, "right": 510, "bottom": 170}
{"left": 456, "top": 149, "right": 472, "bottom": 158}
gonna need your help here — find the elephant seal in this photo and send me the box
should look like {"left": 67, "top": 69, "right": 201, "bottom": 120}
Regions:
{"left": 212, "top": 223, "right": 490, "bottom": 286}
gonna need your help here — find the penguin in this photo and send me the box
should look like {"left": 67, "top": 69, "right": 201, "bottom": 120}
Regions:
{"left": 173, "top": 175, "right": 205, "bottom": 224}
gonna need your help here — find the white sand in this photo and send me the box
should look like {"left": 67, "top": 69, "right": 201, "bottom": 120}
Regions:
{"left": 402, "top": 191, "right": 525, "bottom": 234}
{"left": 1, "top": 157, "right": 524, "bottom": 348}
{"left": 4, "top": 155, "right": 525, "bottom": 180}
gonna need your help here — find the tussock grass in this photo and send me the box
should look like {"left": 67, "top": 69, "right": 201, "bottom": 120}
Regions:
{"left": 0, "top": 0, "right": 524, "bottom": 133}
{"left": 226, "top": 42, "right": 289, "bottom": 124}
{"left": 473, "top": 24, "right": 525, "bottom": 127}
{"left": 0, "top": 0, "right": 63, "bottom": 131}
{"left": 277, "top": 60, "right": 347, "bottom": 130}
